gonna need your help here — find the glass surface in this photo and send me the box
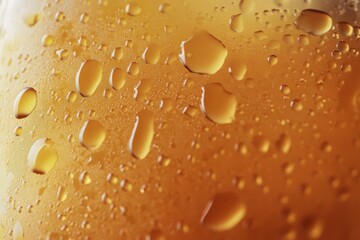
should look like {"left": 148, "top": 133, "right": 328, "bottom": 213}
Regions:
{"left": 1, "top": 0, "right": 360, "bottom": 239}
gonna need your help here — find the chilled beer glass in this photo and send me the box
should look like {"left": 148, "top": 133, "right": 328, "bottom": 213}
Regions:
{"left": 1, "top": 0, "right": 360, "bottom": 239}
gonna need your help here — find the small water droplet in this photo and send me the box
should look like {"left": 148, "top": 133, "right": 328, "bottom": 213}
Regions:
{"left": 125, "top": 3, "right": 142, "bottom": 16}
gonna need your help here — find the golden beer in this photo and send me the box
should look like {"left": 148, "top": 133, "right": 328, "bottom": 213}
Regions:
{"left": 1, "top": 0, "right": 360, "bottom": 239}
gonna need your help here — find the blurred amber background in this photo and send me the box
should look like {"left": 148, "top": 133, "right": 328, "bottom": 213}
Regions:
{"left": 1, "top": 0, "right": 360, "bottom": 239}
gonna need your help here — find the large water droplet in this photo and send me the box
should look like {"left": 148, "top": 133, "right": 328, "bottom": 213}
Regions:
{"left": 129, "top": 110, "right": 154, "bottom": 160}
{"left": 201, "top": 192, "right": 246, "bottom": 232}
{"left": 14, "top": 87, "right": 37, "bottom": 119}
{"left": 229, "top": 14, "right": 244, "bottom": 33}
{"left": 76, "top": 60, "right": 103, "bottom": 97}
{"left": 179, "top": 31, "right": 228, "bottom": 74}
{"left": 296, "top": 9, "right": 332, "bottom": 36}
{"left": 28, "top": 138, "right": 57, "bottom": 175}
{"left": 201, "top": 82, "right": 237, "bottom": 124}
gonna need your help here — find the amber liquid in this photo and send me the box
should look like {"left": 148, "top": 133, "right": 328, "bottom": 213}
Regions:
{"left": 1, "top": 0, "right": 360, "bottom": 239}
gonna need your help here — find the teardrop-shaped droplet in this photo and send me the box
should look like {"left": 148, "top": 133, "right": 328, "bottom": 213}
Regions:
{"left": 129, "top": 110, "right": 154, "bottom": 160}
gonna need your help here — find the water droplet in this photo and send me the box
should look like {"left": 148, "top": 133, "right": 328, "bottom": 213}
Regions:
{"left": 159, "top": 3, "right": 171, "bottom": 13}
{"left": 268, "top": 55, "right": 278, "bottom": 66}
{"left": 129, "top": 110, "right": 154, "bottom": 160}
{"left": 127, "top": 62, "right": 140, "bottom": 76}
{"left": 57, "top": 186, "right": 67, "bottom": 202}
{"left": 146, "top": 229, "right": 166, "bottom": 240}
{"left": 66, "top": 91, "right": 77, "bottom": 103}
{"left": 201, "top": 82, "right": 237, "bottom": 124}
{"left": 24, "top": 13, "right": 42, "bottom": 27}
{"left": 142, "top": 43, "right": 161, "bottom": 64}
{"left": 14, "top": 87, "right": 37, "bottom": 119}
{"left": 14, "top": 126, "right": 22, "bottom": 137}
{"left": 290, "top": 99, "right": 303, "bottom": 111}
{"left": 337, "top": 22, "right": 353, "bottom": 36}
{"left": 125, "top": 3, "right": 142, "bottom": 16}
{"left": 134, "top": 78, "right": 152, "bottom": 100}
{"left": 109, "top": 68, "right": 126, "bottom": 91}
{"left": 13, "top": 221, "right": 23, "bottom": 240}
{"left": 111, "top": 47, "right": 124, "bottom": 61}
{"left": 120, "top": 179, "right": 133, "bottom": 192}
{"left": 302, "top": 217, "right": 323, "bottom": 239}
{"left": 80, "top": 13, "right": 90, "bottom": 24}
{"left": 79, "top": 120, "right": 106, "bottom": 150}
{"left": 229, "top": 14, "right": 244, "bottom": 33}
{"left": 201, "top": 192, "right": 246, "bottom": 232}
{"left": 296, "top": 9, "right": 332, "bottom": 36}
{"left": 28, "top": 138, "right": 57, "bottom": 175}
{"left": 55, "top": 11, "right": 65, "bottom": 22}
{"left": 228, "top": 59, "right": 247, "bottom": 80}
{"left": 76, "top": 60, "right": 103, "bottom": 97}
{"left": 42, "top": 34, "right": 54, "bottom": 47}
{"left": 239, "top": 0, "right": 255, "bottom": 13}
{"left": 183, "top": 105, "right": 198, "bottom": 117}
{"left": 80, "top": 171, "right": 92, "bottom": 185}
{"left": 280, "top": 84, "right": 291, "bottom": 95}
{"left": 179, "top": 31, "right": 228, "bottom": 74}
{"left": 276, "top": 134, "right": 292, "bottom": 154}
{"left": 253, "top": 135, "right": 271, "bottom": 153}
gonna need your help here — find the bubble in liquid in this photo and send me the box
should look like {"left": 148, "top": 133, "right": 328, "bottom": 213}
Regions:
{"left": 228, "top": 59, "right": 247, "bottom": 80}
{"left": 229, "top": 14, "right": 244, "bottom": 33}
{"left": 142, "top": 43, "right": 161, "bottom": 65}
{"left": 179, "top": 31, "right": 228, "bottom": 74}
{"left": 109, "top": 68, "right": 126, "bottom": 91}
{"left": 79, "top": 120, "right": 106, "bottom": 151}
{"left": 296, "top": 9, "right": 333, "bottom": 36}
{"left": 125, "top": 3, "right": 142, "bottom": 16}
{"left": 28, "top": 138, "right": 58, "bottom": 175}
{"left": 129, "top": 110, "right": 154, "bottom": 160}
{"left": 13, "top": 87, "right": 37, "bottom": 119}
{"left": 201, "top": 82, "right": 237, "bottom": 124}
{"left": 76, "top": 60, "right": 103, "bottom": 97}
{"left": 253, "top": 135, "right": 271, "bottom": 153}
{"left": 13, "top": 221, "right": 23, "bottom": 240}
{"left": 201, "top": 192, "right": 246, "bottom": 232}
{"left": 302, "top": 217, "right": 323, "bottom": 239}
